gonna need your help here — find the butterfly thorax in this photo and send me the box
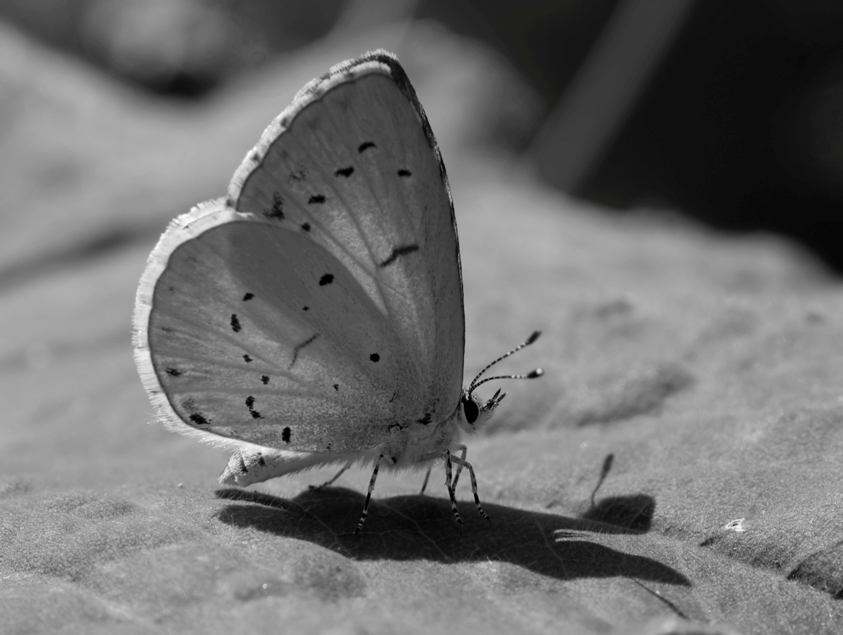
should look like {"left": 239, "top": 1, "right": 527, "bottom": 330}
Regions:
{"left": 386, "top": 412, "right": 459, "bottom": 467}
{"left": 383, "top": 390, "right": 497, "bottom": 467}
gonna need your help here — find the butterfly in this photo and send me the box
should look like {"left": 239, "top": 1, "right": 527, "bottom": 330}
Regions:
{"left": 133, "top": 50, "right": 542, "bottom": 533}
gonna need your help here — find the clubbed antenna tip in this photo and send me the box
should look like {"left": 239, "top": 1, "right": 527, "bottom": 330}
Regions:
{"left": 468, "top": 331, "right": 544, "bottom": 397}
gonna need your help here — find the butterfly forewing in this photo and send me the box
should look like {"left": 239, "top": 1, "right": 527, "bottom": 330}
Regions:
{"left": 135, "top": 51, "right": 464, "bottom": 454}
{"left": 230, "top": 52, "right": 464, "bottom": 422}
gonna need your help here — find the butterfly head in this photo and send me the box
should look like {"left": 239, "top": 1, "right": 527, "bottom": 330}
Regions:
{"left": 458, "top": 330, "right": 544, "bottom": 433}
{"left": 458, "top": 388, "right": 506, "bottom": 432}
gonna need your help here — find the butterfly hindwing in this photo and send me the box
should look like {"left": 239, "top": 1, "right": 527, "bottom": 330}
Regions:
{"left": 140, "top": 203, "right": 416, "bottom": 450}
{"left": 134, "top": 51, "right": 464, "bottom": 454}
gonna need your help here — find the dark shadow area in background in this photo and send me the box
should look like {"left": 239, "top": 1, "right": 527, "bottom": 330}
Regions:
{"left": 420, "top": 1, "right": 843, "bottom": 274}
{"left": 575, "top": 1, "right": 843, "bottom": 274}
{"left": 215, "top": 487, "right": 688, "bottom": 586}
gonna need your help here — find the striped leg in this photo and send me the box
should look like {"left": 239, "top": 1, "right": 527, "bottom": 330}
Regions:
{"left": 449, "top": 451, "right": 490, "bottom": 522}
{"left": 310, "top": 460, "right": 352, "bottom": 489}
{"left": 355, "top": 454, "right": 383, "bottom": 534}
{"left": 449, "top": 444, "right": 468, "bottom": 490}
{"left": 444, "top": 451, "right": 463, "bottom": 525}
{"left": 419, "top": 465, "right": 432, "bottom": 494}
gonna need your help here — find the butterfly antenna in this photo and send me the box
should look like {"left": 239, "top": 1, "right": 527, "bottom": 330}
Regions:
{"left": 468, "top": 331, "right": 544, "bottom": 398}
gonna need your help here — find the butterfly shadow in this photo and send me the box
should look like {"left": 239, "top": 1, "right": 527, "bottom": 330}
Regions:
{"left": 214, "top": 486, "right": 687, "bottom": 586}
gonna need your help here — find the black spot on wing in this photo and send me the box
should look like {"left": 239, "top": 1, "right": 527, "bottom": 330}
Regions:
{"left": 290, "top": 333, "right": 319, "bottom": 368}
{"left": 370, "top": 353, "right": 380, "bottom": 362}
{"left": 318, "top": 274, "right": 333, "bottom": 286}
{"left": 397, "top": 169, "right": 412, "bottom": 177}
{"left": 417, "top": 412, "right": 432, "bottom": 425}
{"left": 302, "top": 305, "right": 310, "bottom": 311}
{"left": 165, "top": 367, "right": 182, "bottom": 377}
{"left": 190, "top": 413, "right": 209, "bottom": 426}
{"left": 308, "top": 194, "right": 326, "bottom": 205}
{"left": 230, "top": 314, "right": 241, "bottom": 333}
{"left": 243, "top": 292, "right": 254, "bottom": 301}
{"left": 333, "top": 383, "right": 339, "bottom": 391}
{"left": 266, "top": 192, "right": 284, "bottom": 219}
{"left": 243, "top": 354, "right": 253, "bottom": 363}
{"left": 335, "top": 166, "right": 354, "bottom": 177}
{"left": 250, "top": 152, "right": 260, "bottom": 163}
{"left": 358, "top": 141, "right": 376, "bottom": 153}
{"left": 245, "top": 395, "right": 262, "bottom": 419}
{"left": 282, "top": 426, "right": 291, "bottom": 443}
{"left": 261, "top": 375, "right": 269, "bottom": 385}
{"left": 301, "top": 222, "right": 311, "bottom": 232}
{"left": 257, "top": 454, "right": 266, "bottom": 467}
{"left": 379, "top": 244, "right": 420, "bottom": 267}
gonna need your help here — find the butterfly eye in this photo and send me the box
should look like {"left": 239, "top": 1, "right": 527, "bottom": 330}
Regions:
{"left": 463, "top": 396, "right": 479, "bottom": 424}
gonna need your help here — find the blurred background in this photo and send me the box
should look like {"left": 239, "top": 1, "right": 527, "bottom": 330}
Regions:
{"left": 2, "top": 0, "right": 843, "bottom": 271}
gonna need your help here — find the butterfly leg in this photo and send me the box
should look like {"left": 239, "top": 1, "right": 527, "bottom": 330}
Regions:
{"left": 355, "top": 454, "right": 383, "bottom": 534}
{"left": 419, "top": 465, "right": 432, "bottom": 494}
{"left": 448, "top": 451, "right": 490, "bottom": 522}
{"left": 449, "top": 444, "right": 468, "bottom": 490}
{"left": 310, "top": 460, "right": 352, "bottom": 490}
{"left": 443, "top": 451, "right": 464, "bottom": 526}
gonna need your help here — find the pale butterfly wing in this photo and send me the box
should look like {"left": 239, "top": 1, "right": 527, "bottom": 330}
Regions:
{"left": 133, "top": 50, "right": 464, "bottom": 454}
{"left": 230, "top": 52, "right": 464, "bottom": 424}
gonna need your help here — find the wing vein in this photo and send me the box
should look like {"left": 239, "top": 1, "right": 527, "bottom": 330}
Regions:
{"left": 310, "top": 89, "right": 421, "bottom": 333}
{"left": 285, "top": 130, "right": 395, "bottom": 323}
{"left": 154, "top": 313, "right": 290, "bottom": 370}
{"left": 175, "top": 387, "right": 335, "bottom": 400}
